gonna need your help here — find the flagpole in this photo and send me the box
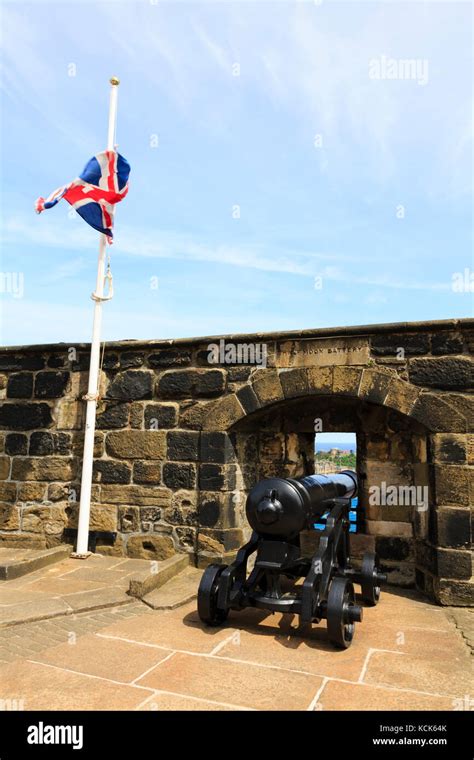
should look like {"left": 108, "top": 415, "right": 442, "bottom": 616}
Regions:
{"left": 73, "top": 76, "right": 120, "bottom": 558}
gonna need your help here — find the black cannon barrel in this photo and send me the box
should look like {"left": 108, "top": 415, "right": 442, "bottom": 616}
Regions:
{"left": 245, "top": 470, "right": 357, "bottom": 538}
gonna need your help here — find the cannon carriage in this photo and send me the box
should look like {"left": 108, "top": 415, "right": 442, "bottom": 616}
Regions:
{"left": 197, "top": 470, "right": 386, "bottom": 649}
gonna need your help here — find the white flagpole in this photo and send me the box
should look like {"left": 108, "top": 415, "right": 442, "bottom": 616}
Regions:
{"left": 73, "top": 76, "right": 120, "bottom": 558}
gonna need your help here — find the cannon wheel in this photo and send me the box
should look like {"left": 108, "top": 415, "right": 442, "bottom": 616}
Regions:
{"left": 360, "top": 552, "right": 382, "bottom": 606}
{"left": 327, "top": 577, "right": 356, "bottom": 649}
{"left": 197, "top": 564, "right": 229, "bottom": 627}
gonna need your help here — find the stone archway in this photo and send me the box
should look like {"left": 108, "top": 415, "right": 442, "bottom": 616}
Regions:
{"left": 195, "top": 366, "right": 472, "bottom": 605}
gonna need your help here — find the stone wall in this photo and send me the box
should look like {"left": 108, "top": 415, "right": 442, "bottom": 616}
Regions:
{"left": 0, "top": 318, "right": 472, "bottom": 605}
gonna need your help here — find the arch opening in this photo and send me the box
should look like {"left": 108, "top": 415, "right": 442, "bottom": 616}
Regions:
{"left": 227, "top": 394, "right": 431, "bottom": 590}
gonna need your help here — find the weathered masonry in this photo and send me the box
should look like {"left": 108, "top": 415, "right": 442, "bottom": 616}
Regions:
{"left": 0, "top": 319, "right": 472, "bottom": 605}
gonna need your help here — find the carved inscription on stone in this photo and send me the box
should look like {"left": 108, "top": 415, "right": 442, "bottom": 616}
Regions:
{"left": 278, "top": 337, "right": 370, "bottom": 367}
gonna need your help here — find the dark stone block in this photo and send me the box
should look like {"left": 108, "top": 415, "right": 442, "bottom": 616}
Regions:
{"left": 444, "top": 394, "right": 474, "bottom": 432}
{"left": 0, "top": 355, "right": 44, "bottom": 371}
{"left": 108, "top": 371, "right": 153, "bottom": 400}
{"left": 435, "top": 578, "right": 474, "bottom": 605}
{"left": 198, "top": 341, "right": 267, "bottom": 368}
{"left": 93, "top": 460, "right": 131, "bottom": 484}
{"left": 102, "top": 353, "right": 119, "bottom": 370}
{"left": 422, "top": 571, "right": 435, "bottom": 600}
{"left": 5, "top": 433, "right": 27, "bottom": 456}
{"left": 200, "top": 432, "right": 237, "bottom": 463}
{"left": 195, "top": 371, "right": 225, "bottom": 397}
{"left": 47, "top": 355, "right": 67, "bottom": 368}
{"left": 144, "top": 404, "right": 178, "bottom": 430}
{"left": 360, "top": 372, "right": 392, "bottom": 404}
{"left": 54, "top": 433, "right": 71, "bottom": 455}
{"left": 411, "top": 394, "right": 466, "bottom": 432}
{"left": 236, "top": 384, "right": 260, "bottom": 414}
{"left": 158, "top": 370, "right": 224, "bottom": 398}
{"left": 371, "top": 333, "right": 430, "bottom": 356}
{"left": 167, "top": 431, "right": 200, "bottom": 461}
{"left": 148, "top": 349, "right": 191, "bottom": 368}
{"left": 0, "top": 403, "right": 52, "bottom": 430}
{"left": 71, "top": 354, "right": 90, "bottom": 372}
{"left": 433, "top": 435, "right": 467, "bottom": 463}
{"left": 415, "top": 568, "right": 426, "bottom": 591}
{"left": 158, "top": 371, "right": 193, "bottom": 398}
{"left": 226, "top": 367, "right": 253, "bottom": 382}
{"left": 432, "top": 508, "right": 471, "bottom": 548}
{"left": 199, "top": 464, "right": 236, "bottom": 491}
{"left": 431, "top": 333, "right": 464, "bottom": 355}
{"left": 163, "top": 462, "right": 196, "bottom": 489}
{"left": 34, "top": 371, "right": 69, "bottom": 398}
{"left": 196, "top": 348, "right": 213, "bottom": 366}
{"left": 120, "top": 352, "right": 144, "bottom": 369}
{"left": 409, "top": 357, "right": 473, "bottom": 391}
{"left": 197, "top": 492, "right": 238, "bottom": 529}
{"left": 199, "top": 464, "right": 225, "bottom": 491}
{"left": 96, "top": 402, "right": 130, "bottom": 429}
{"left": 133, "top": 461, "right": 161, "bottom": 484}
{"left": 436, "top": 547, "right": 472, "bottom": 579}
{"left": 198, "top": 497, "right": 221, "bottom": 527}
{"left": 279, "top": 369, "right": 310, "bottom": 398}
{"left": 7, "top": 373, "right": 33, "bottom": 399}
{"left": 433, "top": 464, "right": 470, "bottom": 506}
{"left": 415, "top": 540, "right": 436, "bottom": 573}
{"left": 376, "top": 536, "right": 413, "bottom": 562}
{"left": 200, "top": 527, "right": 244, "bottom": 551}
{"left": 29, "top": 432, "right": 54, "bottom": 456}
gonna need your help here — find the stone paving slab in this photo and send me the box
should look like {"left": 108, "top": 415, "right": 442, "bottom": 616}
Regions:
{"left": 61, "top": 587, "right": 131, "bottom": 613}
{"left": 138, "top": 692, "right": 247, "bottom": 711}
{"left": 21, "top": 577, "right": 107, "bottom": 596}
{"left": 0, "top": 597, "right": 73, "bottom": 626}
{"left": 142, "top": 567, "right": 201, "bottom": 610}
{"left": 215, "top": 626, "right": 371, "bottom": 681}
{"left": 364, "top": 649, "right": 473, "bottom": 697}
{"left": 0, "top": 553, "right": 169, "bottom": 624}
{"left": 136, "top": 651, "right": 325, "bottom": 711}
{"left": 97, "top": 606, "right": 235, "bottom": 653}
{"left": 0, "top": 660, "right": 153, "bottom": 710}
{"left": 58, "top": 567, "right": 133, "bottom": 584}
{"left": 0, "top": 546, "right": 72, "bottom": 580}
{"left": 315, "top": 680, "right": 456, "bottom": 711}
{"left": 33, "top": 633, "right": 174, "bottom": 682}
{"left": 350, "top": 623, "right": 467, "bottom": 657}
{"left": 128, "top": 553, "right": 190, "bottom": 598}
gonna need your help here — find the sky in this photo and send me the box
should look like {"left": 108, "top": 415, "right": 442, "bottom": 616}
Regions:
{"left": 315, "top": 432, "right": 357, "bottom": 448}
{"left": 0, "top": 0, "right": 472, "bottom": 346}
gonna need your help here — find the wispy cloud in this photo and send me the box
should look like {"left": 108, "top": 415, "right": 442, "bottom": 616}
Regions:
{"left": 42, "top": 256, "right": 88, "bottom": 284}
{"left": 2, "top": 214, "right": 453, "bottom": 292}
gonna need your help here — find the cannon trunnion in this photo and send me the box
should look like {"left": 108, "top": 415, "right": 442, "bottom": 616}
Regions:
{"left": 197, "top": 470, "right": 386, "bottom": 649}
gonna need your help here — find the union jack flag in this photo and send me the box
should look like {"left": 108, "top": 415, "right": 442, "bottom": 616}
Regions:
{"left": 35, "top": 150, "right": 130, "bottom": 242}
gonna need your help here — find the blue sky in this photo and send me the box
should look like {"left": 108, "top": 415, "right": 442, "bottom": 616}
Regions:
{"left": 315, "top": 432, "right": 356, "bottom": 449}
{"left": 1, "top": 0, "right": 472, "bottom": 346}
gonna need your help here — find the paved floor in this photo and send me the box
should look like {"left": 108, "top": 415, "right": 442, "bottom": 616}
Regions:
{"left": 0, "top": 553, "right": 153, "bottom": 626}
{"left": 0, "top": 560, "right": 472, "bottom": 711}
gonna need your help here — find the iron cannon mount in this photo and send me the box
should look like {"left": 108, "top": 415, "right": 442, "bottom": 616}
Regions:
{"left": 197, "top": 470, "right": 386, "bottom": 649}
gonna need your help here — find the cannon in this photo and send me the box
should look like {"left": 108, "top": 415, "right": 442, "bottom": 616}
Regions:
{"left": 197, "top": 470, "right": 386, "bottom": 648}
